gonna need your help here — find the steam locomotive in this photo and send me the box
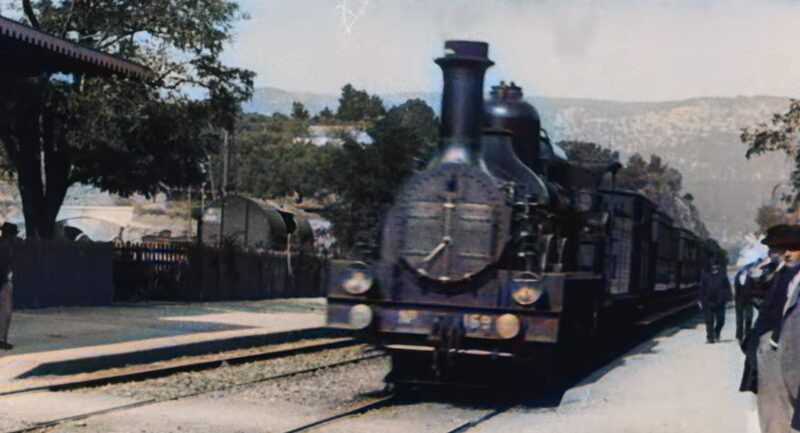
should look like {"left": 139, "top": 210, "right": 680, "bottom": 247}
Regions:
{"left": 326, "top": 40, "right": 720, "bottom": 383}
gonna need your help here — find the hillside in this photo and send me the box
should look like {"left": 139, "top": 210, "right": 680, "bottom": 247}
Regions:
{"left": 245, "top": 88, "right": 797, "bottom": 247}
{"left": 534, "top": 95, "right": 792, "bottom": 247}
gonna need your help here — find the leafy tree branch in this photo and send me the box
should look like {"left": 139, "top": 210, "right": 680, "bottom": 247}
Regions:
{"left": 741, "top": 99, "right": 800, "bottom": 204}
{"left": 0, "top": 0, "right": 253, "bottom": 238}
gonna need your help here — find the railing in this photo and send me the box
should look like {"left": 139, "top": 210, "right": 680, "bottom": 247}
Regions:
{"left": 12, "top": 239, "right": 328, "bottom": 307}
{"left": 113, "top": 242, "right": 190, "bottom": 301}
{"left": 113, "top": 242, "right": 327, "bottom": 302}
{"left": 114, "top": 242, "right": 189, "bottom": 267}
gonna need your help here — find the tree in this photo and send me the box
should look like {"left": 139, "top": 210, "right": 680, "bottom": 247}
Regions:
{"left": 560, "top": 140, "right": 616, "bottom": 164}
{"left": 231, "top": 97, "right": 437, "bottom": 255}
{"left": 742, "top": 99, "right": 800, "bottom": 204}
{"left": 562, "top": 141, "right": 708, "bottom": 236}
{"left": 335, "top": 84, "right": 386, "bottom": 122}
{"left": 325, "top": 99, "right": 438, "bottom": 251}
{"left": 755, "top": 203, "right": 789, "bottom": 234}
{"left": 236, "top": 113, "right": 331, "bottom": 200}
{"left": 617, "top": 153, "right": 649, "bottom": 191}
{"left": 291, "top": 101, "right": 310, "bottom": 121}
{"left": 313, "top": 106, "right": 335, "bottom": 124}
{"left": 616, "top": 152, "right": 708, "bottom": 235}
{"left": 0, "top": 0, "right": 253, "bottom": 238}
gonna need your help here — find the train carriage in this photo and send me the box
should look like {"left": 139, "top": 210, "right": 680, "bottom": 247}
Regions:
{"left": 652, "top": 211, "right": 678, "bottom": 293}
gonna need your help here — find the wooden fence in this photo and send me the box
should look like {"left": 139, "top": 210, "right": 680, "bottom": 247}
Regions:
{"left": 182, "top": 247, "right": 327, "bottom": 302}
{"left": 113, "top": 242, "right": 327, "bottom": 302}
{"left": 12, "top": 240, "right": 114, "bottom": 308}
{"left": 10, "top": 240, "right": 327, "bottom": 307}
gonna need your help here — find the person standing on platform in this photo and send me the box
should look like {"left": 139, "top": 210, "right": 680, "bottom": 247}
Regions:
{"left": 749, "top": 247, "right": 787, "bottom": 307}
{"left": 699, "top": 261, "right": 733, "bottom": 343}
{"left": 777, "top": 270, "right": 800, "bottom": 433}
{"left": 734, "top": 263, "right": 756, "bottom": 344}
{"left": 768, "top": 230, "right": 800, "bottom": 433}
{"left": 779, "top": 277, "right": 800, "bottom": 433}
{"left": 741, "top": 225, "right": 790, "bottom": 394}
{"left": 0, "top": 222, "right": 18, "bottom": 350}
{"left": 741, "top": 224, "right": 800, "bottom": 433}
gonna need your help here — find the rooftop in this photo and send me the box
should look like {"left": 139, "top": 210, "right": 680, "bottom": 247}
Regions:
{"left": 0, "top": 15, "right": 148, "bottom": 79}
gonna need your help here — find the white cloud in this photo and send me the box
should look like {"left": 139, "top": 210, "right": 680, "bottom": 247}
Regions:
{"left": 224, "top": 0, "right": 800, "bottom": 100}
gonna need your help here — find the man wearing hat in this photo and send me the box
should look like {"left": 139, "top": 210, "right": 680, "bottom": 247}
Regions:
{"left": 0, "top": 222, "right": 18, "bottom": 350}
{"left": 740, "top": 224, "right": 800, "bottom": 433}
{"left": 775, "top": 234, "right": 800, "bottom": 433}
{"left": 779, "top": 277, "right": 800, "bottom": 433}
{"left": 699, "top": 261, "right": 733, "bottom": 343}
{"left": 734, "top": 262, "right": 756, "bottom": 344}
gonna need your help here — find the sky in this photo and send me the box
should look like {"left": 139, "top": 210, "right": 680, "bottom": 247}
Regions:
{"left": 222, "top": 0, "right": 800, "bottom": 101}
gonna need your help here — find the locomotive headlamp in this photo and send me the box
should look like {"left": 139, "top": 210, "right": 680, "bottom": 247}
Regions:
{"left": 495, "top": 314, "right": 521, "bottom": 339}
{"left": 511, "top": 272, "right": 544, "bottom": 306}
{"left": 339, "top": 263, "right": 374, "bottom": 295}
{"left": 348, "top": 304, "right": 374, "bottom": 329}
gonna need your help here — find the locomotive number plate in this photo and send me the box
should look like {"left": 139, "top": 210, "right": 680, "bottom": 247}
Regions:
{"left": 463, "top": 314, "right": 493, "bottom": 332}
{"left": 397, "top": 310, "right": 419, "bottom": 326}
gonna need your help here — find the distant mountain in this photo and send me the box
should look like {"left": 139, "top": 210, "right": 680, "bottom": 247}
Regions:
{"left": 243, "top": 87, "right": 436, "bottom": 116}
{"left": 244, "top": 87, "right": 793, "bottom": 248}
{"left": 243, "top": 87, "right": 340, "bottom": 115}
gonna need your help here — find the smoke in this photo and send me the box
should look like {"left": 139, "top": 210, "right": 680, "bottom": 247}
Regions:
{"left": 334, "top": 0, "right": 370, "bottom": 34}
{"left": 736, "top": 234, "right": 768, "bottom": 268}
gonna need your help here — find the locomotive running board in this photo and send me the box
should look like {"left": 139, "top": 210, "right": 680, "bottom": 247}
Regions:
{"left": 634, "top": 300, "right": 699, "bottom": 326}
{"left": 385, "top": 344, "right": 515, "bottom": 357}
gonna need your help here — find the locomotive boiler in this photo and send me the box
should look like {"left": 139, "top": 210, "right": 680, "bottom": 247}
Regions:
{"left": 326, "top": 40, "right": 718, "bottom": 384}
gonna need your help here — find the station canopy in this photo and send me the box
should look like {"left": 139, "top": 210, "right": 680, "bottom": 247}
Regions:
{"left": 0, "top": 15, "right": 147, "bottom": 79}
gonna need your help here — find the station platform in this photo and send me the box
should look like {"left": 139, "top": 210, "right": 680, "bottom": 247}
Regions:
{"left": 0, "top": 298, "right": 335, "bottom": 385}
{"left": 477, "top": 308, "right": 760, "bottom": 433}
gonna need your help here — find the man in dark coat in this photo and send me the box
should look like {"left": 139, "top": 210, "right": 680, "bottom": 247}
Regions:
{"left": 750, "top": 251, "right": 785, "bottom": 307}
{"left": 740, "top": 224, "right": 800, "bottom": 433}
{"left": 779, "top": 286, "right": 800, "bottom": 432}
{"left": 741, "top": 224, "right": 794, "bottom": 393}
{"left": 774, "top": 242, "right": 800, "bottom": 432}
{"left": 734, "top": 263, "right": 756, "bottom": 344}
{"left": 699, "top": 262, "right": 733, "bottom": 343}
{"left": 0, "top": 222, "right": 17, "bottom": 350}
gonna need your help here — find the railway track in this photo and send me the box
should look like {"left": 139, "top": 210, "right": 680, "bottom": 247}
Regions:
{"left": 279, "top": 397, "right": 520, "bottom": 433}
{"left": 4, "top": 311, "right": 701, "bottom": 433}
{"left": 281, "top": 395, "right": 399, "bottom": 433}
{"left": 271, "top": 310, "right": 704, "bottom": 433}
{"left": 0, "top": 337, "right": 361, "bottom": 397}
{"left": 3, "top": 343, "right": 386, "bottom": 433}
{"left": 443, "top": 403, "right": 517, "bottom": 433}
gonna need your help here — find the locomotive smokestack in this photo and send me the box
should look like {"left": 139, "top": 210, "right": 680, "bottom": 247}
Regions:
{"left": 435, "top": 40, "right": 493, "bottom": 164}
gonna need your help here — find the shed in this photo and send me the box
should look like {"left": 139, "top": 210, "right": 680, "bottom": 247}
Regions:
{"left": 197, "top": 195, "right": 314, "bottom": 251}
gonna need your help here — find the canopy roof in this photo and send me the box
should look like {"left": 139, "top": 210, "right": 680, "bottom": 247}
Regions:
{"left": 0, "top": 15, "right": 148, "bottom": 79}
